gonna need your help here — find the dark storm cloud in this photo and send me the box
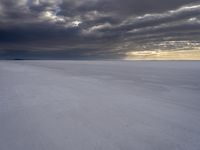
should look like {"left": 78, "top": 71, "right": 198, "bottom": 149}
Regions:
{"left": 0, "top": 0, "right": 200, "bottom": 59}
{"left": 77, "top": 0, "right": 200, "bottom": 15}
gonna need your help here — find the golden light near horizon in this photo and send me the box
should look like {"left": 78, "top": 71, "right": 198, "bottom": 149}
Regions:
{"left": 125, "top": 50, "right": 200, "bottom": 60}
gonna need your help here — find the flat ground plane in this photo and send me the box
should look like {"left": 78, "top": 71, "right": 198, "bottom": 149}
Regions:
{"left": 0, "top": 61, "right": 200, "bottom": 150}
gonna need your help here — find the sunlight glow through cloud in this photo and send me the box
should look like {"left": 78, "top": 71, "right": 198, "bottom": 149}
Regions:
{"left": 72, "top": 20, "right": 82, "bottom": 27}
{"left": 126, "top": 50, "right": 200, "bottom": 60}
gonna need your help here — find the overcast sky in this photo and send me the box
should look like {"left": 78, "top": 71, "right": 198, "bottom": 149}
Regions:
{"left": 0, "top": 0, "right": 200, "bottom": 59}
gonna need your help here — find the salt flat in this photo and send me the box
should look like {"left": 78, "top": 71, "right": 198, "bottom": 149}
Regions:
{"left": 0, "top": 61, "right": 200, "bottom": 150}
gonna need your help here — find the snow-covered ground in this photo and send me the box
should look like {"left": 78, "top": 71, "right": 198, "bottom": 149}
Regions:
{"left": 0, "top": 61, "right": 200, "bottom": 150}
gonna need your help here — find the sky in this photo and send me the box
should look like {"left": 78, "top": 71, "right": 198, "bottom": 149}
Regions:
{"left": 0, "top": 0, "right": 200, "bottom": 59}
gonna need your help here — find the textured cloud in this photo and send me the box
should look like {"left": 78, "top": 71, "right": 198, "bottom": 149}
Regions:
{"left": 0, "top": 0, "right": 200, "bottom": 59}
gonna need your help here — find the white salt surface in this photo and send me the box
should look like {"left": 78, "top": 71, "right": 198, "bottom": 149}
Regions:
{"left": 0, "top": 61, "right": 200, "bottom": 150}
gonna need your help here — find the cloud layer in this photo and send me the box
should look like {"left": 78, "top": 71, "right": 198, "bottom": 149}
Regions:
{"left": 0, "top": 0, "right": 200, "bottom": 59}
